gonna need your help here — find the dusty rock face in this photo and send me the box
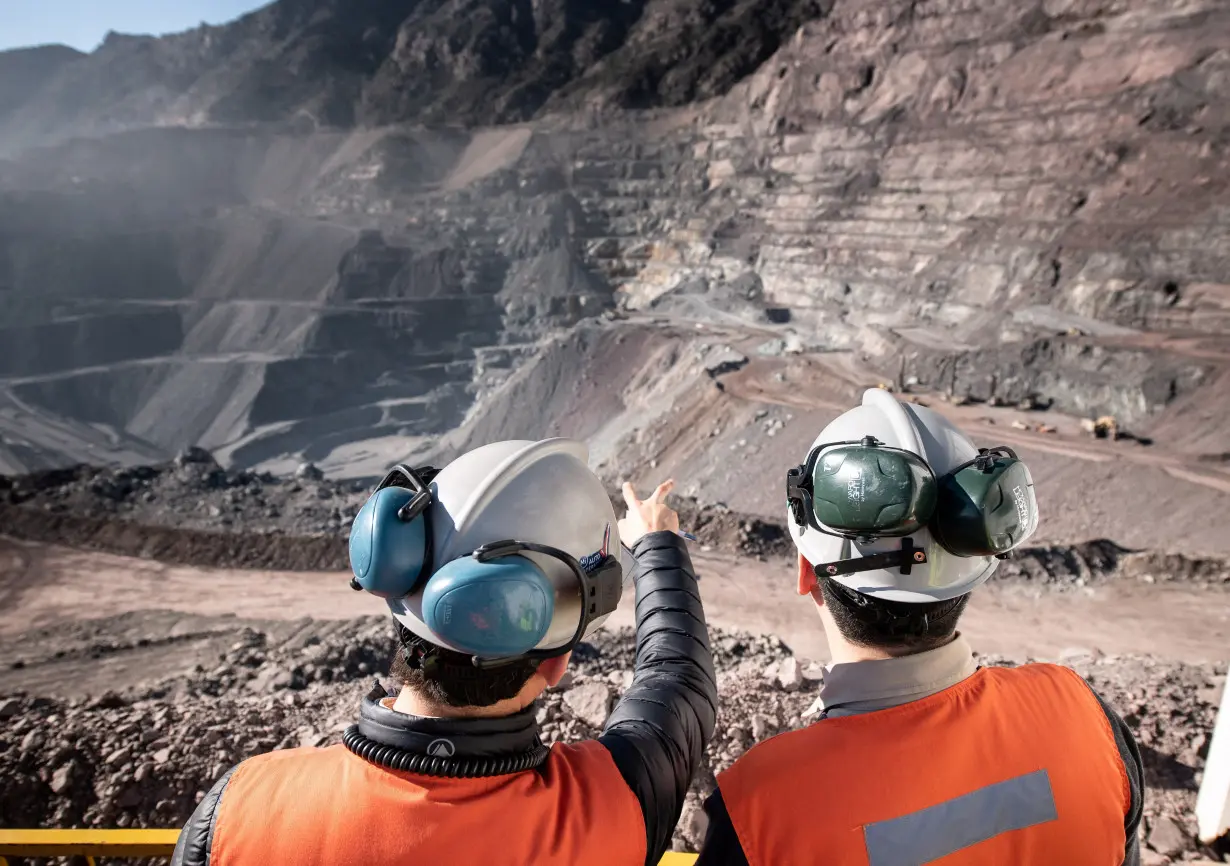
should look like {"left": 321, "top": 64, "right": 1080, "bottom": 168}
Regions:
{"left": 0, "top": 620, "right": 1225, "bottom": 859}
{"left": 614, "top": 0, "right": 1230, "bottom": 428}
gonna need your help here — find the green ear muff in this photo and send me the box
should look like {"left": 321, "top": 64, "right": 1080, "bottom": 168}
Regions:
{"left": 788, "top": 436, "right": 1041, "bottom": 568}
{"left": 933, "top": 448, "right": 1039, "bottom": 557}
{"left": 808, "top": 439, "right": 938, "bottom": 537}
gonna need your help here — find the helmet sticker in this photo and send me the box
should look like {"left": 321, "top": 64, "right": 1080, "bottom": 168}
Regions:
{"left": 579, "top": 524, "right": 611, "bottom": 573}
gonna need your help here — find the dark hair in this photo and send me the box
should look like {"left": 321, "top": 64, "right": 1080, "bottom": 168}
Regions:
{"left": 389, "top": 628, "right": 542, "bottom": 709}
{"left": 819, "top": 574, "right": 969, "bottom": 653}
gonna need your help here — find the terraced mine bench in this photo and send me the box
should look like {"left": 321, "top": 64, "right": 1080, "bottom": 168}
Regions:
{"left": 0, "top": 831, "right": 700, "bottom": 865}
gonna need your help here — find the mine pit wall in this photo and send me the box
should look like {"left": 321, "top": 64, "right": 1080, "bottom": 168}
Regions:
{"left": 896, "top": 338, "right": 1210, "bottom": 428}
{"left": 0, "top": 127, "right": 622, "bottom": 473}
{"left": 561, "top": 0, "right": 1230, "bottom": 426}
{"left": 3, "top": 0, "right": 1229, "bottom": 474}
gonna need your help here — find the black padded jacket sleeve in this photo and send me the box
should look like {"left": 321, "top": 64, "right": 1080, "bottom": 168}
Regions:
{"left": 599, "top": 531, "right": 718, "bottom": 866}
{"left": 1086, "top": 686, "right": 1145, "bottom": 866}
{"left": 170, "top": 764, "right": 237, "bottom": 866}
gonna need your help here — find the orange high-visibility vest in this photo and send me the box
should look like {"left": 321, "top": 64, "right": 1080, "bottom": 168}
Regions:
{"left": 208, "top": 739, "right": 646, "bottom": 866}
{"left": 718, "top": 664, "right": 1130, "bottom": 865}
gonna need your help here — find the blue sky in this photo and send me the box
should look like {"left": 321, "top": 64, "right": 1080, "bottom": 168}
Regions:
{"left": 0, "top": 0, "right": 269, "bottom": 53}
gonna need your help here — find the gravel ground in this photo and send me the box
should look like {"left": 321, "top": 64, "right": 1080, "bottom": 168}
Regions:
{"left": 2, "top": 453, "right": 1228, "bottom": 861}
{"left": 1, "top": 619, "right": 1225, "bottom": 862}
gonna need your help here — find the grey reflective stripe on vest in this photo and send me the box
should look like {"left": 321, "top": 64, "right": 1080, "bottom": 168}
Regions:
{"left": 863, "top": 769, "right": 1059, "bottom": 866}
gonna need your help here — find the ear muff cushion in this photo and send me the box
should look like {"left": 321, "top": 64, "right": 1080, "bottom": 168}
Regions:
{"left": 934, "top": 458, "right": 1039, "bottom": 556}
{"left": 421, "top": 555, "right": 554, "bottom": 658}
{"left": 349, "top": 487, "right": 428, "bottom": 598}
{"left": 811, "top": 445, "right": 937, "bottom": 534}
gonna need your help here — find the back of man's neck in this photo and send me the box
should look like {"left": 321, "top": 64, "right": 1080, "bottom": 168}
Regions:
{"left": 827, "top": 632, "right": 957, "bottom": 665}
{"left": 391, "top": 688, "right": 526, "bottom": 720}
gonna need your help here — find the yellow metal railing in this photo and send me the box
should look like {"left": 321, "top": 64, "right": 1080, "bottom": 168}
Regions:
{"left": 0, "top": 830, "right": 699, "bottom": 864}
{"left": 0, "top": 829, "right": 181, "bottom": 864}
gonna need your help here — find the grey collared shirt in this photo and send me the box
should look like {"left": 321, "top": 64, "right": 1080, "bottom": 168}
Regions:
{"left": 817, "top": 634, "right": 978, "bottom": 718}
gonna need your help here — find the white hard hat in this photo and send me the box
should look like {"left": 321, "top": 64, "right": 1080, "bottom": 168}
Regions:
{"left": 789, "top": 389, "right": 1009, "bottom": 603}
{"left": 388, "top": 438, "right": 621, "bottom": 653}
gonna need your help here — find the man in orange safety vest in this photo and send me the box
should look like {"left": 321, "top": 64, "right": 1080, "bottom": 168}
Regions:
{"left": 696, "top": 389, "right": 1144, "bottom": 865}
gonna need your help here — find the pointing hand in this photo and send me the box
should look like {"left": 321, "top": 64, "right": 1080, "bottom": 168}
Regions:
{"left": 618, "top": 480, "right": 681, "bottom": 548}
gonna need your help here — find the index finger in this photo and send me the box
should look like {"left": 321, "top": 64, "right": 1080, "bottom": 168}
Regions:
{"left": 621, "top": 481, "right": 641, "bottom": 510}
{"left": 646, "top": 479, "right": 675, "bottom": 503}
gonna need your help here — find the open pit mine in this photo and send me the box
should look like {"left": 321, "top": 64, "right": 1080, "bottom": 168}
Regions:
{"left": 0, "top": 0, "right": 1228, "bottom": 861}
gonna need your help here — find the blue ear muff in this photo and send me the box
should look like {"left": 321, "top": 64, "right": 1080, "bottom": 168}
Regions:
{"left": 349, "top": 487, "right": 429, "bottom": 599}
{"left": 421, "top": 555, "right": 555, "bottom": 658}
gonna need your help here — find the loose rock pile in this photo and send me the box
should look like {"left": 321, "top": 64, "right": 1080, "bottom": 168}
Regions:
{"left": 1, "top": 620, "right": 1225, "bottom": 861}
{"left": 0, "top": 455, "right": 799, "bottom": 568}
{"left": 5, "top": 457, "right": 1228, "bottom": 589}
{"left": 0, "top": 450, "right": 371, "bottom": 538}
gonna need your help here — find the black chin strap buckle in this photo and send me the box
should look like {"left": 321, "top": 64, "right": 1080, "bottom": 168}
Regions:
{"left": 817, "top": 537, "right": 928, "bottom": 578}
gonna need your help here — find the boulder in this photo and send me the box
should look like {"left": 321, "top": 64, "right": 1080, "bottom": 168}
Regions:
{"left": 296, "top": 462, "right": 325, "bottom": 482}
{"left": 563, "top": 682, "right": 613, "bottom": 729}
{"left": 1146, "top": 816, "right": 1188, "bottom": 857}
{"left": 49, "top": 761, "right": 77, "bottom": 794}
{"left": 175, "top": 447, "right": 217, "bottom": 467}
{"left": 677, "top": 800, "right": 710, "bottom": 849}
{"left": 777, "top": 657, "right": 804, "bottom": 691}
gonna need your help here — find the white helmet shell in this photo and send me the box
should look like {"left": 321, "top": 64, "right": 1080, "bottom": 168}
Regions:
{"left": 790, "top": 388, "right": 999, "bottom": 603}
{"left": 389, "top": 438, "right": 620, "bottom": 653}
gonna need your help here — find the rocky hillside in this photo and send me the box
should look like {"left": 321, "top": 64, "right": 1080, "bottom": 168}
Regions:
{"left": 0, "top": 0, "right": 1226, "bottom": 486}
{"left": 0, "top": 0, "right": 824, "bottom": 154}
{"left": 0, "top": 44, "right": 84, "bottom": 125}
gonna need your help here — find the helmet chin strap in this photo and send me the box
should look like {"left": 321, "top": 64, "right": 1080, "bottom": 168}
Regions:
{"left": 815, "top": 536, "right": 928, "bottom": 579}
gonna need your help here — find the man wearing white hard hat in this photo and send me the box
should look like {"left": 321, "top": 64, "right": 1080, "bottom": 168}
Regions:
{"left": 173, "top": 439, "right": 716, "bottom": 866}
{"left": 696, "top": 388, "right": 1144, "bottom": 866}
